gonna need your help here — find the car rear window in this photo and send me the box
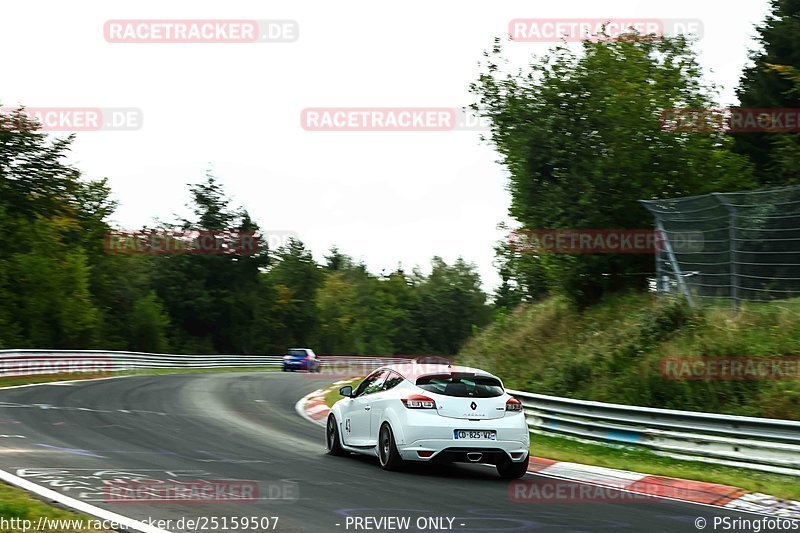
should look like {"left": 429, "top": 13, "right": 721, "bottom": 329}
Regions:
{"left": 288, "top": 349, "right": 307, "bottom": 356}
{"left": 415, "top": 374, "right": 504, "bottom": 398}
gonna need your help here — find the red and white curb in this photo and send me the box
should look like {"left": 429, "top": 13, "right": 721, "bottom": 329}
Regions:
{"left": 526, "top": 457, "right": 799, "bottom": 518}
{"left": 295, "top": 384, "right": 341, "bottom": 426}
{"left": 297, "top": 386, "right": 800, "bottom": 519}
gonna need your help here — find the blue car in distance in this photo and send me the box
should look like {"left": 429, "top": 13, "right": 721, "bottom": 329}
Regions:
{"left": 282, "top": 348, "right": 321, "bottom": 372}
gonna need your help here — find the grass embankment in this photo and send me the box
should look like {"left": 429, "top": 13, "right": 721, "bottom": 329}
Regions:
{"left": 455, "top": 292, "right": 800, "bottom": 499}
{"left": 0, "top": 366, "right": 279, "bottom": 389}
{"left": 459, "top": 292, "right": 800, "bottom": 419}
{"left": 322, "top": 377, "right": 361, "bottom": 407}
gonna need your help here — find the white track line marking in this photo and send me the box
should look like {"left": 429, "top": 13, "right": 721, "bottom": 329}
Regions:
{"left": 0, "top": 468, "right": 172, "bottom": 533}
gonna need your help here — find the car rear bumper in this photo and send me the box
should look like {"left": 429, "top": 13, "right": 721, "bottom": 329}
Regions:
{"left": 394, "top": 412, "right": 530, "bottom": 462}
{"left": 398, "top": 441, "right": 529, "bottom": 463}
{"left": 283, "top": 362, "right": 310, "bottom": 369}
{"left": 430, "top": 447, "right": 527, "bottom": 465}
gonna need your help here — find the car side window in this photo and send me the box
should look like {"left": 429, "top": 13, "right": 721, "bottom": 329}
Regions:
{"left": 354, "top": 370, "right": 388, "bottom": 397}
{"left": 382, "top": 371, "right": 404, "bottom": 391}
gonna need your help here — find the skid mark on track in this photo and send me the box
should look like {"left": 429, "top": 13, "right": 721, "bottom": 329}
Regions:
{"left": 14, "top": 467, "right": 212, "bottom": 501}
{"left": 34, "top": 443, "right": 107, "bottom": 458}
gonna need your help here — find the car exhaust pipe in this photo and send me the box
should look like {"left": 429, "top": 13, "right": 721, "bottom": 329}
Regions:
{"left": 466, "top": 452, "right": 483, "bottom": 462}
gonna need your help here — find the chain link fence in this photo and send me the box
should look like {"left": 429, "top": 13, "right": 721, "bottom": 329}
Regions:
{"left": 641, "top": 185, "right": 800, "bottom": 308}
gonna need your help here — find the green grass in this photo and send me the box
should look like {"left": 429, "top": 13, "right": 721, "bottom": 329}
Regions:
{"left": 323, "top": 377, "right": 361, "bottom": 407}
{"left": 0, "top": 481, "right": 111, "bottom": 532}
{"left": 459, "top": 292, "right": 800, "bottom": 419}
{"left": 0, "top": 366, "right": 279, "bottom": 389}
{"left": 530, "top": 432, "right": 800, "bottom": 501}
{"left": 458, "top": 293, "right": 800, "bottom": 499}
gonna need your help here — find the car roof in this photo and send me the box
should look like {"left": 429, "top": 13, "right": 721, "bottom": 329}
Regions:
{"left": 379, "top": 362, "right": 498, "bottom": 381}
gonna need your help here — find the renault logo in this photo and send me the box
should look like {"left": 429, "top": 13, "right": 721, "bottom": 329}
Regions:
{"left": 470, "top": 401, "right": 477, "bottom": 410}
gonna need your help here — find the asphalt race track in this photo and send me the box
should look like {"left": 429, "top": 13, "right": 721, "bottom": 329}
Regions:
{"left": 0, "top": 373, "right": 764, "bottom": 532}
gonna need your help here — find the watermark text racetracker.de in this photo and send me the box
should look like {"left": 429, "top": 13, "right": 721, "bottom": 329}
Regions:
{"left": 104, "top": 229, "right": 259, "bottom": 255}
{"left": 508, "top": 229, "right": 703, "bottom": 254}
{"left": 104, "top": 19, "right": 298, "bottom": 43}
{"left": 508, "top": 18, "right": 704, "bottom": 42}
{"left": 510, "top": 479, "right": 687, "bottom": 503}
{"left": 103, "top": 229, "right": 298, "bottom": 255}
{"left": 661, "top": 356, "right": 800, "bottom": 381}
{"left": 309, "top": 357, "right": 456, "bottom": 379}
{"left": 0, "top": 356, "right": 110, "bottom": 378}
{"left": 301, "top": 108, "right": 490, "bottom": 131}
{"left": 104, "top": 479, "right": 298, "bottom": 504}
{"left": 0, "top": 107, "right": 142, "bottom": 131}
{"left": 662, "top": 108, "right": 800, "bottom": 133}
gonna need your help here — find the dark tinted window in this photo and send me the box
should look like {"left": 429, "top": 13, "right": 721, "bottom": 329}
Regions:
{"left": 355, "top": 370, "right": 388, "bottom": 397}
{"left": 288, "top": 349, "right": 307, "bottom": 357}
{"left": 416, "top": 374, "right": 503, "bottom": 398}
{"left": 383, "top": 371, "right": 404, "bottom": 391}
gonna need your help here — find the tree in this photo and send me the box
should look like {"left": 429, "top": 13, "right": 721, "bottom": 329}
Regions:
{"left": 315, "top": 272, "right": 359, "bottom": 353}
{"left": 324, "top": 246, "right": 351, "bottom": 271}
{"left": 733, "top": 0, "right": 800, "bottom": 185}
{"left": 10, "top": 217, "right": 99, "bottom": 347}
{"left": 0, "top": 108, "right": 105, "bottom": 348}
{"left": 265, "top": 239, "right": 323, "bottom": 348}
{"left": 471, "top": 34, "right": 754, "bottom": 304}
{"left": 382, "top": 269, "right": 422, "bottom": 354}
{"left": 0, "top": 106, "right": 495, "bottom": 355}
{"left": 413, "top": 257, "right": 491, "bottom": 354}
{"left": 129, "top": 291, "right": 170, "bottom": 352}
{"left": 150, "top": 173, "right": 269, "bottom": 353}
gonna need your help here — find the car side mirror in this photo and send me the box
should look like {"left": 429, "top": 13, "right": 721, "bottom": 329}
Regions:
{"left": 339, "top": 386, "right": 353, "bottom": 397}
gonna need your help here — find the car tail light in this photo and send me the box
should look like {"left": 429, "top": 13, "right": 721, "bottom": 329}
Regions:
{"left": 506, "top": 397, "right": 522, "bottom": 412}
{"left": 401, "top": 395, "right": 436, "bottom": 409}
{"left": 417, "top": 450, "right": 434, "bottom": 458}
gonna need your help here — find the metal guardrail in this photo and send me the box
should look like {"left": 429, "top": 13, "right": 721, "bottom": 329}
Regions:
{"left": 0, "top": 350, "right": 411, "bottom": 377}
{"left": 509, "top": 389, "right": 800, "bottom": 476}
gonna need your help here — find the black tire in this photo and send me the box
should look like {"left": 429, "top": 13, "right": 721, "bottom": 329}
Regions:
{"left": 326, "top": 415, "right": 347, "bottom": 456}
{"left": 496, "top": 453, "right": 529, "bottom": 479}
{"left": 282, "top": 366, "right": 287, "bottom": 372}
{"left": 378, "top": 423, "right": 404, "bottom": 471}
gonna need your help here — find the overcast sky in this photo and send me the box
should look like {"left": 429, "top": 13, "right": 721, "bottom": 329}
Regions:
{"left": 2, "top": 0, "right": 771, "bottom": 292}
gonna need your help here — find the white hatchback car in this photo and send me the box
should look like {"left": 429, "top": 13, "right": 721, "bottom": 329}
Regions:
{"left": 326, "top": 363, "right": 530, "bottom": 478}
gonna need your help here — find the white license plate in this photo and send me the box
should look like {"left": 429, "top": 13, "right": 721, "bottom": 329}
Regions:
{"left": 453, "top": 430, "right": 497, "bottom": 440}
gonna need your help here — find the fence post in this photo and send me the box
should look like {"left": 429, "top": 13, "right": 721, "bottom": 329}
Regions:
{"left": 714, "top": 194, "right": 739, "bottom": 311}
{"left": 654, "top": 219, "right": 694, "bottom": 307}
{"left": 655, "top": 241, "right": 664, "bottom": 293}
